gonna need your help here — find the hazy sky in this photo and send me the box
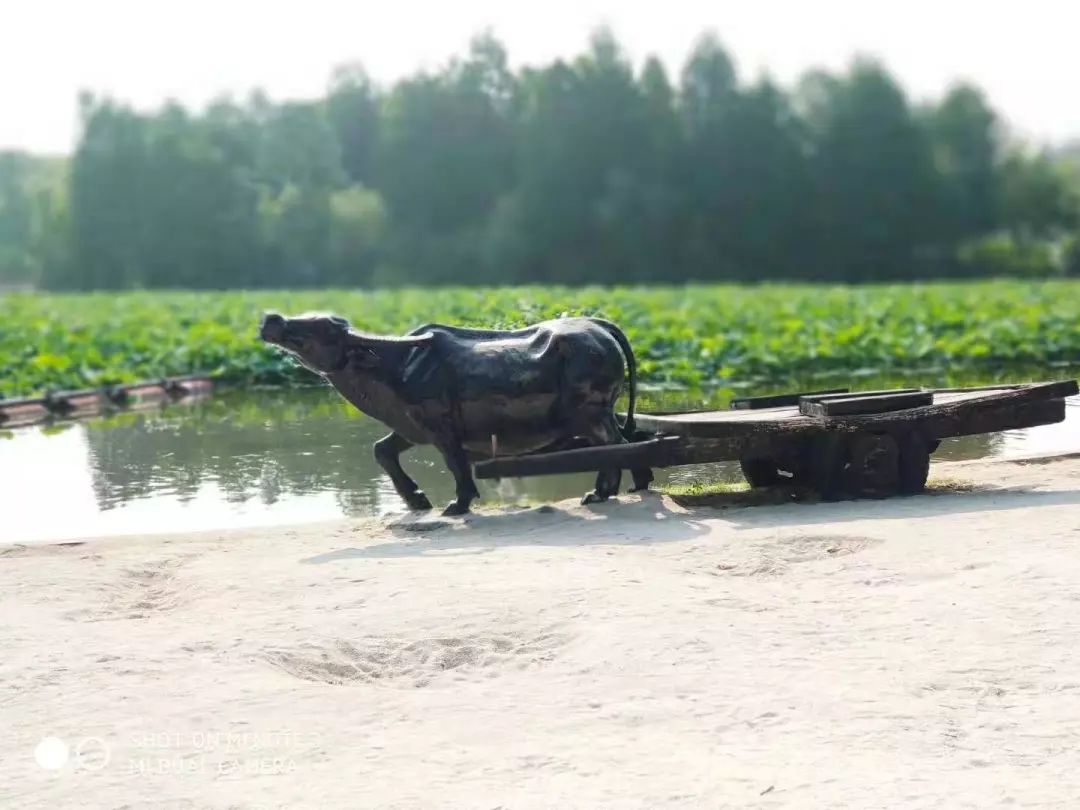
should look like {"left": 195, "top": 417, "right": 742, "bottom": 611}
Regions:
{"left": 4, "top": 0, "right": 1078, "bottom": 153}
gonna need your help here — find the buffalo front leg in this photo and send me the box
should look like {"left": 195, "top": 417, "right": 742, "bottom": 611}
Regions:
{"left": 436, "top": 441, "right": 480, "bottom": 517}
{"left": 373, "top": 432, "right": 432, "bottom": 511}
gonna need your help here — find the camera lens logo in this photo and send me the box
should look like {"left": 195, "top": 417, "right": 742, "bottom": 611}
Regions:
{"left": 34, "top": 736, "right": 110, "bottom": 772}
{"left": 74, "top": 737, "right": 110, "bottom": 771}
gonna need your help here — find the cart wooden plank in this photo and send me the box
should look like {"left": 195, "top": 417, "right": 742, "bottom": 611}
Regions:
{"left": 730, "top": 388, "right": 847, "bottom": 410}
{"left": 918, "top": 383, "right": 1027, "bottom": 394}
{"left": 799, "top": 391, "right": 933, "bottom": 417}
{"left": 800, "top": 388, "right": 920, "bottom": 403}
{"left": 634, "top": 381, "right": 1076, "bottom": 437}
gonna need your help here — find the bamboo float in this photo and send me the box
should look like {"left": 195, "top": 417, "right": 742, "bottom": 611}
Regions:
{"left": 0, "top": 375, "right": 214, "bottom": 428}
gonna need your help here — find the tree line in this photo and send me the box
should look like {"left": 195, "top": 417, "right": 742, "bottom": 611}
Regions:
{"left": 2, "top": 30, "right": 1079, "bottom": 290}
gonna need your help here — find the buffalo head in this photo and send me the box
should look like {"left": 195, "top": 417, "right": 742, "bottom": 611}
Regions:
{"left": 259, "top": 311, "right": 352, "bottom": 373}
{"left": 260, "top": 311, "right": 435, "bottom": 375}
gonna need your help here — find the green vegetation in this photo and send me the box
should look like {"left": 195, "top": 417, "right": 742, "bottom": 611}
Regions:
{"left": 3, "top": 281, "right": 1079, "bottom": 398}
{"left": 655, "top": 479, "right": 806, "bottom": 510}
{"left": 926, "top": 477, "right": 977, "bottom": 494}
{"left": 655, "top": 480, "right": 750, "bottom": 498}
{"left": 2, "top": 32, "right": 1080, "bottom": 292}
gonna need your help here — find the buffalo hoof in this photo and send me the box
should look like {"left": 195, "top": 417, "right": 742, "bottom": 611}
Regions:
{"left": 580, "top": 490, "right": 610, "bottom": 506}
{"left": 441, "top": 501, "right": 471, "bottom": 517}
{"left": 405, "top": 491, "right": 433, "bottom": 511}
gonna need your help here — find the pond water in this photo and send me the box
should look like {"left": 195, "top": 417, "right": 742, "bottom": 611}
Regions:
{"left": 3, "top": 376, "right": 1079, "bottom": 543}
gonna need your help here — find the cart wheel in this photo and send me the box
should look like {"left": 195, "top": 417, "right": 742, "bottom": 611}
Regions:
{"left": 897, "top": 431, "right": 931, "bottom": 495}
{"left": 845, "top": 433, "right": 900, "bottom": 499}
{"left": 806, "top": 433, "right": 848, "bottom": 501}
{"left": 739, "top": 457, "right": 783, "bottom": 488}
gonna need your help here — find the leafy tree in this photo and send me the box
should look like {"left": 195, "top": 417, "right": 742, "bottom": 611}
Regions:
{"left": 508, "top": 30, "right": 674, "bottom": 283}
{"left": 591, "top": 50, "right": 685, "bottom": 283}
{"left": 138, "top": 105, "right": 262, "bottom": 288}
{"left": 326, "top": 65, "right": 380, "bottom": 186}
{"left": 66, "top": 97, "right": 265, "bottom": 290}
{"left": 999, "top": 149, "right": 1080, "bottom": 242}
{"left": 258, "top": 185, "right": 332, "bottom": 286}
{"left": 924, "top": 84, "right": 1001, "bottom": 239}
{"left": 0, "top": 152, "right": 39, "bottom": 284}
{"left": 257, "top": 101, "right": 343, "bottom": 192}
{"left": 376, "top": 33, "right": 516, "bottom": 284}
{"left": 326, "top": 185, "right": 386, "bottom": 285}
{"left": 798, "top": 60, "right": 943, "bottom": 280}
{"left": 68, "top": 95, "right": 149, "bottom": 289}
{"left": 679, "top": 35, "right": 810, "bottom": 279}
{"left": 18, "top": 29, "right": 1079, "bottom": 291}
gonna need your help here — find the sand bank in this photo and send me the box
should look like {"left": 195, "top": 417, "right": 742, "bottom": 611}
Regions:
{"left": 5, "top": 455, "right": 1080, "bottom": 808}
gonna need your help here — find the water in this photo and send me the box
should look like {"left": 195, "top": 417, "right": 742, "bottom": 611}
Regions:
{"left": 2, "top": 382, "right": 1078, "bottom": 544}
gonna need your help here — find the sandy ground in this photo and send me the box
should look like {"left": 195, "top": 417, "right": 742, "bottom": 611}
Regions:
{"left": 4, "top": 455, "right": 1080, "bottom": 809}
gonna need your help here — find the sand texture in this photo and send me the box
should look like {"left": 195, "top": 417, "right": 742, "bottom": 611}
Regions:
{"left": 4, "top": 455, "right": 1080, "bottom": 808}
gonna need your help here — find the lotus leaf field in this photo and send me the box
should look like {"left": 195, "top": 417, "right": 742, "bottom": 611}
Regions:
{"left": 2, "top": 282, "right": 1078, "bottom": 399}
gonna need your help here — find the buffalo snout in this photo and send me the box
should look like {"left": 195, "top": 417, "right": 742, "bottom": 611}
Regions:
{"left": 260, "top": 312, "right": 286, "bottom": 344}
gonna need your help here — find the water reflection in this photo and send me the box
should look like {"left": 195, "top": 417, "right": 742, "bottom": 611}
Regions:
{"left": 82, "top": 392, "right": 386, "bottom": 511}
{"left": 1, "top": 379, "right": 1076, "bottom": 544}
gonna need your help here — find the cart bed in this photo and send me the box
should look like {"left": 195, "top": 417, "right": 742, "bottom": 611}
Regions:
{"left": 635, "top": 386, "right": 1048, "bottom": 434}
{"left": 474, "top": 380, "right": 1078, "bottom": 499}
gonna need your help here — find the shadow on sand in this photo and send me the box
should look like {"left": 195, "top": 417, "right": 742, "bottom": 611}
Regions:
{"left": 302, "top": 494, "right": 712, "bottom": 563}
{"left": 301, "top": 479, "right": 1080, "bottom": 564}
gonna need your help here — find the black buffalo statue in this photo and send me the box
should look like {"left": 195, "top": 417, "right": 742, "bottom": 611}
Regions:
{"left": 259, "top": 312, "right": 652, "bottom": 515}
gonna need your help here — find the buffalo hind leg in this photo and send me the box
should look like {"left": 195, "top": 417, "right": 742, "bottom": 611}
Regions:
{"left": 621, "top": 426, "right": 654, "bottom": 492}
{"left": 581, "top": 414, "right": 624, "bottom": 506}
{"left": 437, "top": 441, "right": 480, "bottom": 516}
{"left": 629, "top": 466, "right": 654, "bottom": 492}
{"left": 373, "top": 432, "right": 432, "bottom": 511}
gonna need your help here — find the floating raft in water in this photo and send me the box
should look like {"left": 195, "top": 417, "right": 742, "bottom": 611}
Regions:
{"left": 0, "top": 375, "right": 213, "bottom": 428}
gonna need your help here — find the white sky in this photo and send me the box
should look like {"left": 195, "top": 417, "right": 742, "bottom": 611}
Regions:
{"left": 3, "top": 0, "right": 1079, "bottom": 154}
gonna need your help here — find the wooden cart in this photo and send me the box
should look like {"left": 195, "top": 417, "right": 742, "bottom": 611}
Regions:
{"left": 474, "top": 380, "right": 1078, "bottom": 500}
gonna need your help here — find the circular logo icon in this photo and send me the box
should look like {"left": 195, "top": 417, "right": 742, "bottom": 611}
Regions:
{"left": 34, "top": 737, "right": 70, "bottom": 771}
{"left": 74, "top": 737, "right": 111, "bottom": 771}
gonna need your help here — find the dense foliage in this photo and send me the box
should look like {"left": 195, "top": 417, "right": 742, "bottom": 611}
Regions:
{"left": 2, "top": 282, "right": 1078, "bottom": 398}
{"left": 1, "top": 31, "right": 1079, "bottom": 291}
